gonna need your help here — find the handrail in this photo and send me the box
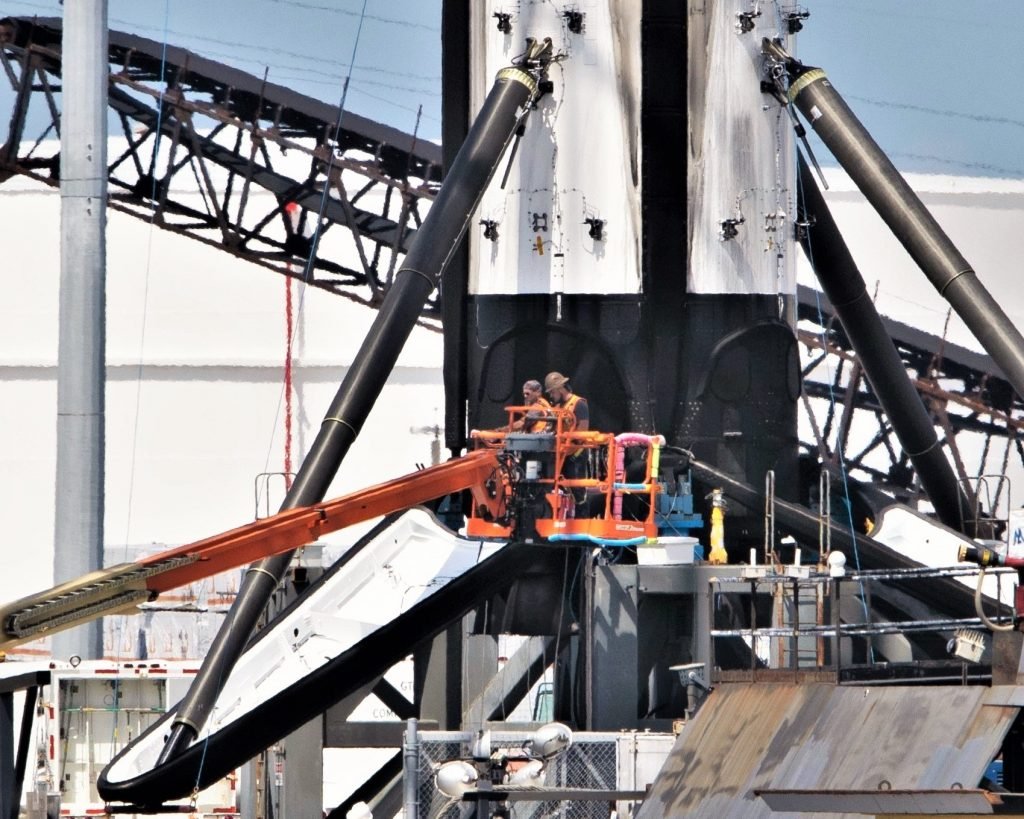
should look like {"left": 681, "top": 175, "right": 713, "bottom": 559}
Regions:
{"left": 468, "top": 419, "right": 664, "bottom": 545}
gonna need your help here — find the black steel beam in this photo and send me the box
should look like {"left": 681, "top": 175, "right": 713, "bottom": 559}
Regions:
{"left": 0, "top": 669, "right": 48, "bottom": 819}
{"left": 324, "top": 752, "right": 402, "bottom": 819}
{"left": 153, "top": 59, "right": 540, "bottom": 768}
{"left": 684, "top": 451, "right": 979, "bottom": 619}
{"left": 97, "top": 541, "right": 568, "bottom": 805}
{"left": 796, "top": 152, "right": 972, "bottom": 532}
{"left": 323, "top": 720, "right": 439, "bottom": 748}
{"left": 779, "top": 42, "right": 1024, "bottom": 402}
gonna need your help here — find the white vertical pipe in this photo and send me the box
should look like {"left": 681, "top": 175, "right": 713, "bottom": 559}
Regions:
{"left": 53, "top": 0, "right": 107, "bottom": 660}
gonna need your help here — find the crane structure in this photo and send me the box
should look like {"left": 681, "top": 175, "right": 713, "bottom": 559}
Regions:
{"left": 0, "top": 16, "right": 441, "bottom": 316}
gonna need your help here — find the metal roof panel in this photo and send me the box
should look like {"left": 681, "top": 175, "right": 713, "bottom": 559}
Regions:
{"left": 638, "top": 683, "right": 1019, "bottom": 818}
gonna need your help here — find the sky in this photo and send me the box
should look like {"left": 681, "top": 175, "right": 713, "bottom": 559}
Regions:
{"left": 2, "top": 0, "right": 445, "bottom": 140}
{"left": 3, "top": 0, "right": 1024, "bottom": 178}
{"left": 797, "top": 0, "right": 1024, "bottom": 179}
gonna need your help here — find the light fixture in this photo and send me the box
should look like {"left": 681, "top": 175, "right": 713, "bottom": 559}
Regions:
{"left": 435, "top": 760, "right": 480, "bottom": 799}
{"left": 827, "top": 550, "right": 846, "bottom": 578}
{"left": 525, "top": 722, "right": 573, "bottom": 760}
{"left": 947, "top": 628, "right": 987, "bottom": 663}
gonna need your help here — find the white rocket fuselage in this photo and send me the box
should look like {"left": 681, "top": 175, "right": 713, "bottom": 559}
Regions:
{"left": 446, "top": 0, "right": 801, "bottom": 513}
{"left": 466, "top": 0, "right": 795, "bottom": 299}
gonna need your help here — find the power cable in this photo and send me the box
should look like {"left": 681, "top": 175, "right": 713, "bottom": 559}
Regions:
{"left": 267, "top": 0, "right": 439, "bottom": 31}
{"left": 847, "top": 93, "right": 1024, "bottom": 131}
{"left": 255, "top": 0, "right": 375, "bottom": 514}
{"left": 796, "top": 148, "right": 876, "bottom": 661}
{"left": 119, "top": 0, "right": 170, "bottom": 590}
{"left": 106, "top": 19, "right": 441, "bottom": 81}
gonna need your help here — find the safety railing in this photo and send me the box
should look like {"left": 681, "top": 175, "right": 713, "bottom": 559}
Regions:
{"left": 707, "top": 564, "right": 1016, "bottom": 685}
{"left": 467, "top": 410, "right": 665, "bottom": 545}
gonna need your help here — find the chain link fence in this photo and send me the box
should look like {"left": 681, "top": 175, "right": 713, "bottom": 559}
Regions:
{"left": 415, "top": 731, "right": 622, "bottom": 819}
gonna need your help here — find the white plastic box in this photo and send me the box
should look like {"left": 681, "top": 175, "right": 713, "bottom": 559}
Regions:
{"left": 636, "top": 536, "right": 701, "bottom": 565}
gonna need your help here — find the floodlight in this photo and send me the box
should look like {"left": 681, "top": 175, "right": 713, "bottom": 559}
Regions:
{"left": 947, "top": 628, "right": 987, "bottom": 663}
{"left": 827, "top": 550, "right": 846, "bottom": 578}
{"left": 526, "top": 722, "right": 573, "bottom": 760}
{"left": 435, "top": 760, "right": 480, "bottom": 799}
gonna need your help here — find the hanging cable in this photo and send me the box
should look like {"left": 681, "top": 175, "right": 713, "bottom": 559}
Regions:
{"left": 256, "top": 0, "right": 381, "bottom": 515}
{"left": 284, "top": 274, "right": 295, "bottom": 489}
{"left": 796, "top": 149, "right": 875, "bottom": 660}
{"left": 119, "top": 0, "right": 171, "bottom": 562}
{"left": 255, "top": 0, "right": 375, "bottom": 510}
{"left": 103, "top": 1, "right": 174, "bottom": 772}
{"left": 975, "top": 567, "right": 1015, "bottom": 632}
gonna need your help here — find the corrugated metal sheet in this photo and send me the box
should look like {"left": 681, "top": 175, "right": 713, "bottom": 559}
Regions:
{"left": 637, "top": 683, "right": 1020, "bottom": 818}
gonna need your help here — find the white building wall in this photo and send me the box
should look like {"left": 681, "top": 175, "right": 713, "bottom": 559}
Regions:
{"left": 7, "top": 155, "right": 1024, "bottom": 641}
{"left": 0, "top": 173, "right": 445, "bottom": 635}
{"left": 804, "top": 170, "right": 1024, "bottom": 352}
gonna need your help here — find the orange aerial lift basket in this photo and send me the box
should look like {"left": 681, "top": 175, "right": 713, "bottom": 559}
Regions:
{"left": 466, "top": 405, "right": 665, "bottom": 545}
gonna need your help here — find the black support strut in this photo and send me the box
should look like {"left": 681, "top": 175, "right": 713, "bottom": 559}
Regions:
{"left": 769, "top": 39, "right": 1024, "bottom": 404}
{"left": 796, "top": 151, "right": 974, "bottom": 534}
{"left": 155, "top": 59, "right": 541, "bottom": 765}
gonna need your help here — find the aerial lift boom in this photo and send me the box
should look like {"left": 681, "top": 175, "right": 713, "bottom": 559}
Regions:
{"left": 93, "top": 415, "right": 679, "bottom": 806}
{"left": 0, "top": 448, "right": 503, "bottom": 650}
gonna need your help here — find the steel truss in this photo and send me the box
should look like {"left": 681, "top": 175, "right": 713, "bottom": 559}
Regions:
{"left": 797, "top": 285, "right": 1024, "bottom": 518}
{"left": 0, "top": 16, "right": 441, "bottom": 315}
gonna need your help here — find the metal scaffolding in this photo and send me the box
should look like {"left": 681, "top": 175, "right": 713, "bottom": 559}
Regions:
{"left": 798, "top": 284, "right": 1024, "bottom": 517}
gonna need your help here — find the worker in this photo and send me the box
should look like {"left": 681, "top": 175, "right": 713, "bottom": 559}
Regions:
{"left": 523, "top": 378, "right": 547, "bottom": 410}
{"left": 543, "top": 371, "right": 588, "bottom": 432}
{"left": 544, "top": 371, "right": 591, "bottom": 494}
{"left": 511, "top": 379, "right": 552, "bottom": 432}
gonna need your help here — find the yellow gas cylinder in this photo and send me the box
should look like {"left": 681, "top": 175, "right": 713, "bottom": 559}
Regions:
{"left": 707, "top": 488, "right": 728, "bottom": 565}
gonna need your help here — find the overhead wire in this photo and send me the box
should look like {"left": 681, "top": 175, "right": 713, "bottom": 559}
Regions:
{"left": 0, "top": 0, "right": 437, "bottom": 33}
{"left": 104, "top": 20, "right": 442, "bottom": 84}
{"left": 3, "top": 2, "right": 444, "bottom": 127}
{"left": 267, "top": 0, "right": 439, "bottom": 30}
{"left": 255, "top": 0, "right": 375, "bottom": 513}
{"left": 847, "top": 93, "right": 1024, "bottom": 131}
{"left": 118, "top": 0, "right": 171, "bottom": 603}
{"left": 170, "top": 46, "right": 440, "bottom": 91}
{"left": 99, "top": 0, "right": 174, "bottom": 775}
